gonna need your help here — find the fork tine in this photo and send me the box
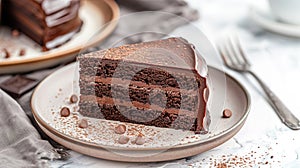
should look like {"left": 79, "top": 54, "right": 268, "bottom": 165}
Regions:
{"left": 227, "top": 35, "right": 244, "bottom": 65}
{"left": 232, "top": 35, "right": 251, "bottom": 66}
{"left": 217, "top": 45, "right": 227, "bottom": 65}
{"left": 226, "top": 36, "right": 246, "bottom": 66}
{"left": 217, "top": 40, "right": 233, "bottom": 67}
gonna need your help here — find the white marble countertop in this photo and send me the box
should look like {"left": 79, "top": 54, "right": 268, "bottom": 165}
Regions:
{"left": 52, "top": 0, "right": 300, "bottom": 167}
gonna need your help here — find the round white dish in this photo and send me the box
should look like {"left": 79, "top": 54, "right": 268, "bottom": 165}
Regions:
{"left": 268, "top": 0, "right": 300, "bottom": 25}
{"left": 0, "top": 0, "right": 119, "bottom": 74}
{"left": 31, "top": 63, "right": 251, "bottom": 162}
{"left": 249, "top": 6, "right": 300, "bottom": 37}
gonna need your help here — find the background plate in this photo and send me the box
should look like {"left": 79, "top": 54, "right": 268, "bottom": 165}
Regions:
{"left": 249, "top": 6, "right": 300, "bottom": 38}
{"left": 0, "top": 0, "right": 119, "bottom": 74}
{"left": 31, "top": 63, "right": 251, "bottom": 162}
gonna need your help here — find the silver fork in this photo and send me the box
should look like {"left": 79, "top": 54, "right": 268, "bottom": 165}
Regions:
{"left": 218, "top": 35, "right": 300, "bottom": 130}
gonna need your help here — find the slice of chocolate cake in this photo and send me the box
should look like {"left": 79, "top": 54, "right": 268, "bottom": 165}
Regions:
{"left": 78, "top": 37, "right": 210, "bottom": 134}
{"left": 1, "top": 0, "right": 82, "bottom": 50}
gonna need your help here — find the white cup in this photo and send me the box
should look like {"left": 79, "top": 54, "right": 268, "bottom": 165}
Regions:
{"left": 269, "top": 0, "right": 300, "bottom": 25}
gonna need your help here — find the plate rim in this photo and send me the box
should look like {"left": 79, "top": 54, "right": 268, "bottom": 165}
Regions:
{"left": 31, "top": 63, "right": 251, "bottom": 151}
{"left": 249, "top": 6, "right": 300, "bottom": 37}
{"left": 37, "top": 119, "right": 246, "bottom": 162}
{"left": 0, "top": 0, "right": 120, "bottom": 66}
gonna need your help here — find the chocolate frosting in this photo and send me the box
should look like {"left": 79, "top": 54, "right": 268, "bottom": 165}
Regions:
{"left": 82, "top": 37, "right": 208, "bottom": 77}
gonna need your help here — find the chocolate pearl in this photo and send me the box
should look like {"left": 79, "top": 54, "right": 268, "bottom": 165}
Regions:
{"left": 78, "top": 119, "right": 88, "bottom": 128}
{"left": 70, "top": 94, "right": 78, "bottom": 103}
{"left": 11, "top": 29, "right": 20, "bottom": 37}
{"left": 222, "top": 109, "right": 232, "bottom": 118}
{"left": 19, "top": 49, "right": 26, "bottom": 56}
{"left": 118, "top": 135, "right": 129, "bottom": 144}
{"left": 3, "top": 49, "right": 10, "bottom": 59}
{"left": 60, "top": 107, "right": 70, "bottom": 117}
{"left": 114, "top": 124, "right": 126, "bottom": 134}
{"left": 135, "top": 134, "right": 145, "bottom": 145}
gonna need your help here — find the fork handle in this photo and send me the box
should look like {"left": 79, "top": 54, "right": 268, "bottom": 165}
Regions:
{"left": 248, "top": 71, "right": 300, "bottom": 130}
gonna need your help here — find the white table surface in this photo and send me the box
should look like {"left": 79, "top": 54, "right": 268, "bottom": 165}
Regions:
{"left": 52, "top": 0, "right": 300, "bottom": 167}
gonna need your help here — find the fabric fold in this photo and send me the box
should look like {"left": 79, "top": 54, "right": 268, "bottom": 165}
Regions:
{"left": 0, "top": 89, "right": 62, "bottom": 168}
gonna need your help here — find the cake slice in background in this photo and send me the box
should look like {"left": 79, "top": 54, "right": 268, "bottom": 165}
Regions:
{"left": 1, "top": 0, "right": 83, "bottom": 50}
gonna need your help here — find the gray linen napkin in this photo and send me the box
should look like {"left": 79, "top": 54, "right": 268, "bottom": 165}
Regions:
{"left": 0, "top": 89, "right": 59, "bottom": 168}
{"left": 0, "top": 1, "right": 199, "bottom": 167}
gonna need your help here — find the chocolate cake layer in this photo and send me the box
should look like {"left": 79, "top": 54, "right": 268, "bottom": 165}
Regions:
{"left": 78, "top": 37, "right": 210, "bottom": 133}
{"left": 79, "top": 78, "right": 198, "bottom": 111}
{"left": 79, "top": 61, "right": 202, "bottom": 91}
{"left": 79, "top": 100, "right": 198, "bottom": 131}
{"left": 2, "top": 0, "right": 82, "bottom": 50}
{"left": 80, "top": 95, "right": 196, "bottom": 116}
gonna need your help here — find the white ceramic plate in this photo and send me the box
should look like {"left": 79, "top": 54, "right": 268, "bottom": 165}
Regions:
{"left": 0, "top": 0, "right": 119, "bottom": 74}
{"left": 249, "top": 6, "right": 300, "bottom": 37}
{"left": 31, "top": 63, "right": 251, "bottom": 162}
